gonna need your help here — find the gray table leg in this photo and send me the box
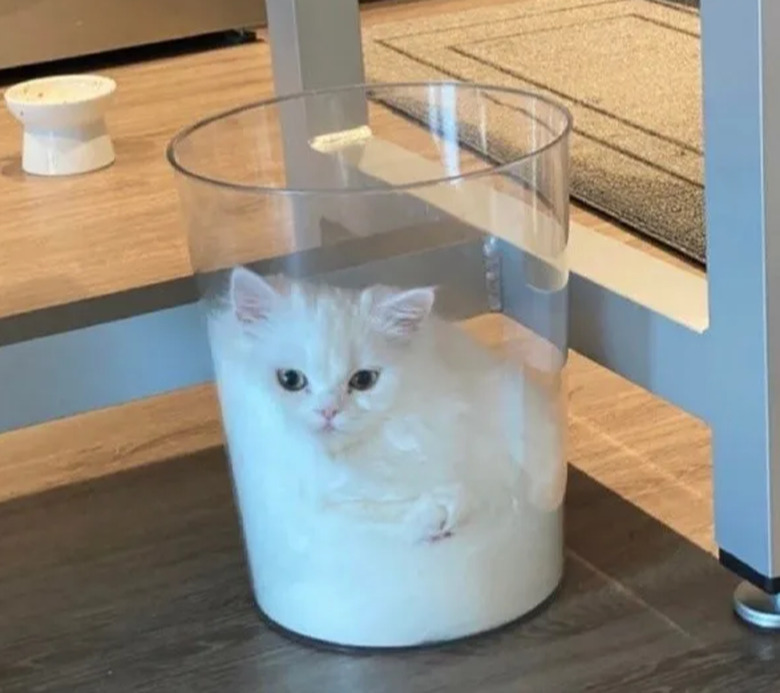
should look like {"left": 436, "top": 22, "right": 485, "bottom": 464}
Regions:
{"left": 265, "top": 0, "right": 368, "bottom": 141}
{"left": 265, "top": 0, "right": 371, "bottom": 247}
{"left": 703, "top": 0, "right": 780, "bottom": 625}
{"left": 265, "top": 0, "right": 365, "bottom": 100}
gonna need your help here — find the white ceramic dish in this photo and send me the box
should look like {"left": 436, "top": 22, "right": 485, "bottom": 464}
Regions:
{"left": 3, "top": 74, "right": 116, "bottom": 176}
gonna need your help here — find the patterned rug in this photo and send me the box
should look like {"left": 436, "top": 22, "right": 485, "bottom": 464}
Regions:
{"left": 364, "top": 0, "right": 704, "bottom": 264}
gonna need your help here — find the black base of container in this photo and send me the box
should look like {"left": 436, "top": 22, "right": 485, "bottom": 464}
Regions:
{"left": 252, "top": 577, "right": 563, "bottom": 655}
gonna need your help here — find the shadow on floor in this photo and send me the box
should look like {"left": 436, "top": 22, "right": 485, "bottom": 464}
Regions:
{"left": 0, "top": 448, "right": 775, "bottom": 692}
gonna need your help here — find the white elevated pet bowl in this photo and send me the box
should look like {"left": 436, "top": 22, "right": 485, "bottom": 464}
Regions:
{"left": 3, "top": 74, "right": 116, "bottom": 176}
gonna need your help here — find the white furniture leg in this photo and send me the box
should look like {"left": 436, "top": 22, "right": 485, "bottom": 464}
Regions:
{"left": 265, "top": 0, "right": 371, "bottom": 246}
{"left": 702, "top": 0, "right": 780, "bottom": 626}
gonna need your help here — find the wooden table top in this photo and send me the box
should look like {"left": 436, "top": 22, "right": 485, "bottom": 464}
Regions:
{"left": 0, "top": 40, "right": 274, "bottom": 324}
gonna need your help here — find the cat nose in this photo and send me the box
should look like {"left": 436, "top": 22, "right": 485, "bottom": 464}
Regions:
{"left": 317, "top": 406, "right": 339, "bottom": 420}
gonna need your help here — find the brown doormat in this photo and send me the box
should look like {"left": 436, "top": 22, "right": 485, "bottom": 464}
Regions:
{"left": 363, "top": 0, "right": 704, "bottom": 264}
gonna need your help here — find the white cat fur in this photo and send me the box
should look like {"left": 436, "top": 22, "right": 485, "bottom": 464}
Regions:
{"left": 208, "top": 266, "right": 565, "bottom": 544}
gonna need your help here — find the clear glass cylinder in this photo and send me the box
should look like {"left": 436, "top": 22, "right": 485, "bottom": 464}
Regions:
{"left": 168, "top": 82, "right": 571, "bottom": 650}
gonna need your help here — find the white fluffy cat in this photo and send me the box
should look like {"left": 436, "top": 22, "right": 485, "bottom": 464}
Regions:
{"left": 209, "top": 266, "right": 565, "bottom": 546}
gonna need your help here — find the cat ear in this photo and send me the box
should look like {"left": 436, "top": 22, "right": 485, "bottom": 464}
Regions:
{"left": 370, "top": 286, "right": 436, "bottom": 338}
{"left": 229, "top": 267, "right": 277, "bottom": 324}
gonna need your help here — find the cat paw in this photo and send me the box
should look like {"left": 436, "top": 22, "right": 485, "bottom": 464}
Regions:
{"left": 405, "top": 486, "right": 463, "bottom": 544}
{"left": 427, "top": 527, "right": 454, "bottom": 543}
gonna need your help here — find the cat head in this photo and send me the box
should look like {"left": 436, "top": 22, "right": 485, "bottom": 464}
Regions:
{"left": 228, "top": 266, "right": 436, "bottom": 450}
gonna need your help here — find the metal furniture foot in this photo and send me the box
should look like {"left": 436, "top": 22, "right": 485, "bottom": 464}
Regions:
{"left": 734, "top": 582, "right": 780, "bottom": 630}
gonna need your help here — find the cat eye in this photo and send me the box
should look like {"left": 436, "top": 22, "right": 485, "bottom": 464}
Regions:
{"left": 276, "top": 369, "right": 308, "bottom": 392}
{"left": 349, "top": 369, "right": 380, "bottom": 392}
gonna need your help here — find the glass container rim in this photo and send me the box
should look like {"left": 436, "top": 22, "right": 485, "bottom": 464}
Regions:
{"left": 166, "top": 80, "right": 573, "bottom": 197}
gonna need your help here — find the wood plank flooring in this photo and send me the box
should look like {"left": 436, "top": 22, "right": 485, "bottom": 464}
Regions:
{"left": 1, "top": 0, "right": 768, "bottom": 690}
{"left": 0, "top": 440, "right": 766, "bottom": 693}
{"left": 0, "top": 340, "right": 742, "bottom": 693}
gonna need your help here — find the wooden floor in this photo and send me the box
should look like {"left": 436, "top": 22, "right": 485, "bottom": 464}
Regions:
{"left": 2, "top": 0, "right": 775, "bottom": 691}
